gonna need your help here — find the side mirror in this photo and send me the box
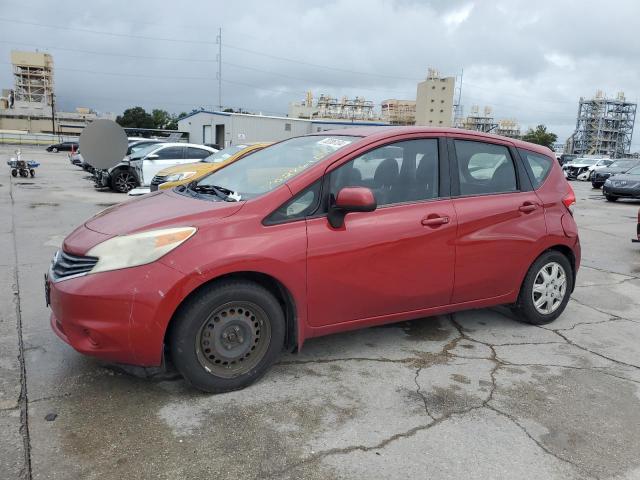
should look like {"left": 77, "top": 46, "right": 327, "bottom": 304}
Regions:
{"left": 328, "top": 187, "right": 377, "bottom": 228}
{"left": 146, "top": 154, "right": 159, "bottom": 160}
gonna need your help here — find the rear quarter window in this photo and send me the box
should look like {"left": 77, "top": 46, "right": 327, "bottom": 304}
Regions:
{"left": 518, "top": 149, "right": 553, "bottom": 188}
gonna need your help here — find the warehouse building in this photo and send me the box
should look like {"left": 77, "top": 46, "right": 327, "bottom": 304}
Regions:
{"left": 178, "top": 110, "right": 390, "bottom": 146}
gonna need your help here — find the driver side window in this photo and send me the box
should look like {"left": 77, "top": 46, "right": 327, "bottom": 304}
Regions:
{"left": 329, "top": 139, "right": 439, "bottom": 207}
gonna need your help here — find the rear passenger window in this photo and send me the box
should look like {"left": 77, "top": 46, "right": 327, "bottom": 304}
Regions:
{"left": 186, "top": 147, "right": 210, "bottom": 159}
{"left": 454, "top": 140, "right": 517, "bottom": 195}
{"left": 329, "top": 139, "right": 439, "bottom": 207}
{"left": 518, "top": 149, "right": 552, "bottom": 188}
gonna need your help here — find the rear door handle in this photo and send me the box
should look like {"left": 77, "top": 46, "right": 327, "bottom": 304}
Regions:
{"left": 518, "top": 202, "right": 538, "bottom": 213}
{"left": 421, "top": 215, "right": 450, "bottom": 227}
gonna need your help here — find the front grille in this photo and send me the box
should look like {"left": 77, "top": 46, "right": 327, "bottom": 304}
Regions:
{"left": 51, "top": 250, "right": 98, "bottom": 280}
{"left": 150, "top": 175, "right": 167, "bottom": 192}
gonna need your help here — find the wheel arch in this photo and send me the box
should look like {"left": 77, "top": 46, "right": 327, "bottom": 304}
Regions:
{"left": 518, "top": 244, "right": 577, "bottom": 301}
{"left": 163, "top": 270, "right": 299, "bottom": 359}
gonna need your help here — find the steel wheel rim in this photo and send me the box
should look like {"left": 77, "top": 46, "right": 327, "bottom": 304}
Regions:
{"left": 115, "top": 173, "right": 136, "bottom": 192}
{"left": 532, "top": 261, "right": 567, "bottom": 315}
{"left": 195, "top": 301, "right": 271, "bottom": 379}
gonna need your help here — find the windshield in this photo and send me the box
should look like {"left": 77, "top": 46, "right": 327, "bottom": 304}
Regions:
{"left": 196, "top": 135, "right": 358, "bottom": 199}
{"left": 610, "top": 160, "right": 638, "bottom": 169}
{"left": 578, "top": 159, "right": 598, "bottom": 166}
{"left": 203, "top": 145, "right": 250, "bottom": 163}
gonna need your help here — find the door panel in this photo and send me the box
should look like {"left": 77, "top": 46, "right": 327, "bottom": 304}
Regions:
{"left": 451, "top": 191, "right": 546, "bottom": 303}
{"left": 142, "top": 146, "right": 185, "bottom": 185}
{"left": 306, "top": 200, "right": 457, "bottom": 327}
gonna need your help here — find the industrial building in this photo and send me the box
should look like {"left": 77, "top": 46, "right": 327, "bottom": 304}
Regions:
{"left": 0, "top": 50, "right": 100, "bottom": 135}
{"left": 381, "top": 99, "right": 416, "bottom": 125}
{"left": 178, "top": 110, "right": 390, "bottom": 147}
{"left": 288, "top": 92, "right": 377, "bottom": 121}
{"left": 415, "top": 69, "right": 455, "bottom": 127}
{"left": 495, "top": 119, "right": 521, "bottom": 138}
{"left": 567, "top": 90, "right": 636, "bottom": 157}
{"left": 457, "top": 105, "right": 498, "bottom": 133}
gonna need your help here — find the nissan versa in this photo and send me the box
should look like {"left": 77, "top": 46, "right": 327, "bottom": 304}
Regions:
{"left": 46, "top": 127, "right": 580, "bottom": 393}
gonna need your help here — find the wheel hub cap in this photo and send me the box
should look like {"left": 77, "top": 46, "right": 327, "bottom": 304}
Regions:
{"left": 532, "top": 261, "right": 567, "bottom": 315}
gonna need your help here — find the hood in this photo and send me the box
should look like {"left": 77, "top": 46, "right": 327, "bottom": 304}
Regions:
{"left": 84, "top": 189, "right": 244, "bottom": 235}
{"left": 606, "top": 173, "right": 640, "bottom": 183}
{"left": 157, "top": 162, "right": 212, "bottom": 177}
{"left": 601, "top": 166, "right": 636, "bottom": 174}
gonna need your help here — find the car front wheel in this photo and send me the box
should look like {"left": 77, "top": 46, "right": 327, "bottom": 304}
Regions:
{"left": 110, "top": 170, "right": 138, "bottom": 193}
{"left": 512, "top": 251, "right": 573, "bottom": 325}
{"left": 605, "top": 195, "right": 618, "bottom": 202}
{"left": 169, "top": 280, "right": 285, "bottom": 393}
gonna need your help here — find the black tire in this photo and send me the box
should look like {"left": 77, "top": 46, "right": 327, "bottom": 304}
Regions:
{"left": 29, "top": 169, "right": 35, "bottom": 177}
{"left": 591, "top": 182, "right": 602, "bottom": 189}
{"left": 110, "top": 169, "right": 138, "bottom": 193}
{"left": 169, "top": 280, "right": 285, "bottom": 393}
{"left": 605, "top": 195, "right": 618, "bottom": 202}
{"left": 511, "top": 251, "right": 573, "bottom": 325}
{"left": 11, "top": 169, "right": 17, "bottom": 177}
{"left": 19, "top": 169, "right": 28, "bottom": 178}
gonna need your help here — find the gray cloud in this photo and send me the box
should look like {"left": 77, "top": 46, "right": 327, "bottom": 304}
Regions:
{"left": 0, "top": 0, "right": 638, "bottom": 148}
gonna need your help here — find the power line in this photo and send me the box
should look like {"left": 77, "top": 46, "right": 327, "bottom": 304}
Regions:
{"left": 0, "top": 40, "right": 216, "bottom": 63}
{"left": 0, "top": 17, "right": 217, "bottom": 45}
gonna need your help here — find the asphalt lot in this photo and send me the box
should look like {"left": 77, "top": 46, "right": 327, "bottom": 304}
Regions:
{"left": 1, "top": 146, "right": 639, "bottom": 480}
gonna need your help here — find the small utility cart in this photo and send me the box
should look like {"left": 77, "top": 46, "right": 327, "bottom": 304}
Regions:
{"left": 7, "top": 150, "right": 40, "bottom": 177}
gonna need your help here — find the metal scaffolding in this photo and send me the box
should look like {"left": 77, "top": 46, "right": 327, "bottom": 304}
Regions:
{"left": 11, "top": 51, "right": 54, "bottom": 108}
{"left": 458, "top": 105, "right": 498, "bottom": 133}
{"left": 571, "top": 91, "right": 636, "bottom": 157}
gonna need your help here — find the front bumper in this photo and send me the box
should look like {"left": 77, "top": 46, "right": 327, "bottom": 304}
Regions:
{"left": 603, "top": 185, "right": 640, "bottom": 199}
{"left": 48, "top": 260, "right": 186, "bottom": 366}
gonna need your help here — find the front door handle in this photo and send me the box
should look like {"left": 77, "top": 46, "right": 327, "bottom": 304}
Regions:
{"left": 421, "top": 215, "right": 450, "bottom": 227}
{"left": 518, "top": 202, "right": 538, "bottom": 213}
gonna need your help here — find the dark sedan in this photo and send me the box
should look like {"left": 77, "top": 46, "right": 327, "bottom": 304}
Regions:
{"left": 592, "top": 159, "right": 640, "bottom": 188}
{"left": 46, "top": 141, "right": 79, "bottom": 153}
{"left": 603, "top": 165, "right": 640, "bottom": 201}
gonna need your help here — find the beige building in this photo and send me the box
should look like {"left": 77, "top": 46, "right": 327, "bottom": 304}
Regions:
{"left": 0, "top": 50, "right": 101, "bottom": 135}
{"left": 381, "top": 99, "right": 416, "bottom": 125}
{"left": 415, "top": 69, "right": 455, "bottom": 127}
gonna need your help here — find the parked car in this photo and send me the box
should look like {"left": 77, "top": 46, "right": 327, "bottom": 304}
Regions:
{"left": 69, "top": 150, "right": 83, "bottom": 167}
{"left": 46, "top": 128, "right": 579, "bottom": 393}
{"left": 591, "top": 159, "right": 640, "bottom": 188}
{"left": 46, "top": 141, "right": 78, "bottom": 153}
{"left": 150, "top": 143, "right": 271, "bottom": 192}
{"left": 96, "top": 143, "right": 216, "bottom": 193}
{"left": 602, "top": 165, "right": 640, "bottom": 201}
{"left": 576, "top": 158, "right": 613, "bottom": 181}
{"left": 562, "top": 158, "right": 603, "bottom": 180}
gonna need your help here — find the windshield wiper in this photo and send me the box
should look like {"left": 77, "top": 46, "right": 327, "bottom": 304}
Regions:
{"left": 191, "top": 184, "right": 239, "bottom": 202}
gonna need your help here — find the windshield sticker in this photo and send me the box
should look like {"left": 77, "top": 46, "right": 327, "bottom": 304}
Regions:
{"left": 316, "top": 138, "right": 353, "bottom": 149}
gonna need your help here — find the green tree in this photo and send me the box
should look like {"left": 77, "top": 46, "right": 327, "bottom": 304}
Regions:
{"left": 115, "top": 107, "right": 155, "bottom": 129}
{"left": 522, "top": 124, "right": 558, "bottom": 149}
{"left": 165, "top": 112, "right": 188, "bottom": 130}
{"left": 151, "top": 109, "right": 172, "bottom": 129}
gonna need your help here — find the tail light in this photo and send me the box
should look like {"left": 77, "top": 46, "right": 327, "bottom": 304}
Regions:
{"left": 562, "top": 184, "right": 576, "bottom": 212}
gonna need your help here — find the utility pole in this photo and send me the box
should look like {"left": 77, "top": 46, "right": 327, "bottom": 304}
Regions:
{"left": 216, "top": 27, "right": 222, "bottom": 111}
{"left": 50, "top": 92, "right": 56, "bottom": 137}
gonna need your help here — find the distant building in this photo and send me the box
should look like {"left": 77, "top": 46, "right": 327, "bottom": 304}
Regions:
{"left": 458, "top": 105, "right": 498, "bottom": 133}
{"left": 569, "top": 90, "right": 636, "bottom": 157}
{"left": 495, "top": 119, "right": 521, "bottom": 139}
{"left": 178, "top": 110, "right": 390, "bottom": 147}
{"left": 415, "top": 69, "right": 455, "bottom": 127}
{"left": 0, "top": 50, "right": 101, "bottom": 135}
{"left": 381, "top": 99, "right": 416, "bottom": 125}
{"left": 288, "top": 91, "right": 377, "bottom": 121}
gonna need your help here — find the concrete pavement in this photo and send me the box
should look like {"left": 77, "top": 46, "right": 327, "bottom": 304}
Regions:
{"left": 1, "top": 147, "right": 639, "bottom": 479}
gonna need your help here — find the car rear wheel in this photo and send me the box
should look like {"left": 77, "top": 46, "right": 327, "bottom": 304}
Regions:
{"left": 512, "top": 251, "right": 572, "bottom": 325}
{"left": 169, "top": 280, "right": 285, "bottom": 393}
{"left": 605, "top": 195, "right": 618, "bottom": 202}
{"left": 111, "top": 170, "right": 138, "bottom": 193}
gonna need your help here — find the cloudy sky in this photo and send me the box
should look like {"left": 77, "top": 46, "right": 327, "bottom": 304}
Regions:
{"left": 1, "top": 0, "right": 639, "bottom": 148}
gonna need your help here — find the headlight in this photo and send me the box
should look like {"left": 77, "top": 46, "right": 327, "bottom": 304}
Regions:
{"left": 165, "top": 171, "right": 197, "bottom": 182}
{"left": 86, "top": 227, "right": 196, "bottom": 274}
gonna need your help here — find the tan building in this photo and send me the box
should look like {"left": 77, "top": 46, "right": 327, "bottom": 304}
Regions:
{"left": 415, "top": 69, "right": 455, "bottom": 127}
{"left": 381, "top": 99, "right": 416, "bottom": 125}
{"left": 0, "top": 50, "right": 101, "bottom": 135}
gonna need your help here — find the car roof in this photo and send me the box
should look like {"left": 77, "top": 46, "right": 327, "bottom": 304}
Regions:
{"left": 154, "top": 142, "right": 214, "bottom": 149}
{"left": 312, "top": 126, "right": 554, "bottom": 157}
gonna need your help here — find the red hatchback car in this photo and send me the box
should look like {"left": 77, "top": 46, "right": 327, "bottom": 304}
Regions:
{"left": 47, "top": 127, "right": 580, "bottom": 392}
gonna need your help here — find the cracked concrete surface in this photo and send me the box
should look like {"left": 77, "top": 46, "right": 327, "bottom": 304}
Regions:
{"left": 2, "top": 148, "right": 640, "bottom": 479}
